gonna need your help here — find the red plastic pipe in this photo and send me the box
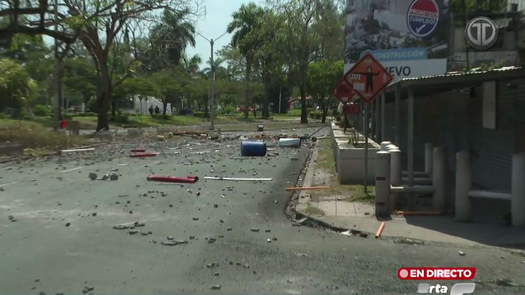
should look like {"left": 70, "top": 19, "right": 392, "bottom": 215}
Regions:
{"left": 131, "top": 148, "right": 146, "bottom": 153}
{"left": 147, "top": 175, "right": 198, "bottom": 183}
{"left": 130, "top": 153, "right": 158, "bottom": 158}
{"left": 187, "top": 175, "right": 197, "bottom": 180}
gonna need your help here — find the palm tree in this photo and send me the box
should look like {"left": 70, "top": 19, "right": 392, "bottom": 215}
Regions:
{"left": 227, "top": 3, "right": 264, "bottom": 118}
{"left": 203, "top": 57, "right": 226, "bottom": 78}
{"left": 182, "top": 53, "right": 202, "bottom": 76}
{"left": 151, "top": 8, "right": 196, "bottom": 68}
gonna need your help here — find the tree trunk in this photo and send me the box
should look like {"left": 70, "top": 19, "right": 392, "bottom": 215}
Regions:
{"left": 162, "top": 96, "right": 168, "bottom": 116}
{"left": 321, "top": 99, "right": 328, "bottom": 123}
{"left": 300, "top": 84, "right": 308, "bottom": 124}
{"left": 111, "top": 97, "right": 116, "bottom": 119}
{"left": 244, "top": 57, "right": 251, "bottom": 119}
{"left": 96, "top": 63, "right": 111, "bottom": 131}
{"left": 262, "top": 73, "right": 270, "bottom": 119}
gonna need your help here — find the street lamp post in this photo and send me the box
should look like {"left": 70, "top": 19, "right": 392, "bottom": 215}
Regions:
{"left": 196, "top": 31, "right": 229, "bottom": 131}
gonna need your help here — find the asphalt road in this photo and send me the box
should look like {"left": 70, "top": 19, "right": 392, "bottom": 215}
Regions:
{"left": 0, "top": 128, "right": 524, "bottom": 295}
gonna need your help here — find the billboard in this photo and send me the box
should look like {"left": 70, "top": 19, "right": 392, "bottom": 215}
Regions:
{"left": 344, "top": 0, "right": 450, "bottom": 81}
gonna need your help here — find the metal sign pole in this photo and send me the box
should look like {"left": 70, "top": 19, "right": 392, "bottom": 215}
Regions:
{"left": 364, "top": 102, "right": 369, "bottom": 193}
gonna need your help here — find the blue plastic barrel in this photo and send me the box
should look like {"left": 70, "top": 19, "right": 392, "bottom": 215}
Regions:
{"left": 240, "top": 141, "right": 267, "bottom": 157}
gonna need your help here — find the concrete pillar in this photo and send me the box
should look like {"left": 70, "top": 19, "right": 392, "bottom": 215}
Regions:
{"left": 375, "top": 151, "right": 391, "bottom": 217}
{"left": 375, "top": 99, "right": 380, "bottom": 141}
{"left": 381, "top": 93, "right": 385, "bottom": 142}
{"left": 381, "top": 141, "right": 392, "bottom": 151}
{"left": 425, "top": 143, "right": 434, "bottom": 177}
{"left": 432, "top": 147, "right": 446, "bottom": 213}
{"left": 395, "top": 86, "right": 400, "bottom": 146}
{"left": 407, "top": 88, "right": 414, "bottom": 187}
{"left": 512, "top": 152, "right": 525, "bottom": 226}
{"left": 455, "top": 152, "right": 472, "bottom": 222}
{"left": 390, "top": 149, "right": 402, "bottom": 186}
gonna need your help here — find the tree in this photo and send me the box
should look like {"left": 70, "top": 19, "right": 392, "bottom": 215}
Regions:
{"left": 1, "top": 0, "right": 198, "bottom": 131}
{"left": 217, "top": 45, "right": 246, "bottom": 81}
{"left": 252, "top": 9, "right": 285, "bottom": 119}
{"left": 227, "top": 3, "right": 265, "bottom": 119}
{"left": 62, "top": 58, "right": 96, "bottom": 106}
{"left": 306, "top": 60, "right": 343, "bottom": 122}
{"left": 269, "top": 0, "right": 319, "bottom": 124}
{"left": 152, "top": 65, "right": 190, "bottom": 115}
{"left": 150, "top": 8, "right": 196, "bottom": 69}
{"left": 0, "top": 58, "right": 36, "bottom": 112}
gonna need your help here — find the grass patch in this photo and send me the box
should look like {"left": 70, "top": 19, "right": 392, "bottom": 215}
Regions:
{"left": 316, "top": 138, "right": 335, "bottom": 171}
{"left": 126, "top": 115, "right": 204, "bottom": 127}
{"left": 343, "top": 185, "right": 375, "bottom": 203}
{"left": 310, "top": 137, "right": 375, "bottom": 204}
{"left": 0, "top": 120, "right": 86, "bottom": 149}
{"left": 305, "top": 202, "right": 325, "bottom": 216}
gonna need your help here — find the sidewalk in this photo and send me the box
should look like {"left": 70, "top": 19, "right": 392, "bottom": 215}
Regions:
{"left": 295, "top": 138, "right": 525, "bottom": 248}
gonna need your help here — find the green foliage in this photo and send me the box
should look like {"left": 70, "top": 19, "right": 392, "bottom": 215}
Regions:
{"left": 32, "top": 104, "right": 51, "bottom": 116}
{"left": 73, "top": 112, "right": 98, "bottom": 117}
{"left": 87, "top": 97, "right": 98, "bottom": 113}
{"left": 192, "top": 112, "right": 209, "bottom": 118}
{"left": 306, "top": 60, "right": 344, "bottom": 111}
{"left": 0, "top": 58, "right": 37, "bottom": 112}
{"left": 110, "top": 115, "right": 130, "bottom": 123}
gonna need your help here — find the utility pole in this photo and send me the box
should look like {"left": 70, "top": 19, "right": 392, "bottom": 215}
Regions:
{"left": 210, "top": 38, "right": 215, "bottom": 130}
{"left": 53, "top": 0, "right": 60, "bottom": 130}
{"left": 279, "top": 83, "right": 282, "bottom": 114}
{"left": 196, "top": 31, "right": 229, "bottom": 131}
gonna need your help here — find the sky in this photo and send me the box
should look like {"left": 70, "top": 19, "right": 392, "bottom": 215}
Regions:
{"left": 186, "top": 0, "right": 262, "bottom": 69}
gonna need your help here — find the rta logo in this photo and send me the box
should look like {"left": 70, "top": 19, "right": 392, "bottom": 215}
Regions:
{"left": 418, "top": 283, "right": 476, "bottom": 295}
{"left": 464, "top": 16, "right": 498, "bottom": 50}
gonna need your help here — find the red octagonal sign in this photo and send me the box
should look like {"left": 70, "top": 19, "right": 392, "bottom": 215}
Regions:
{"left": 332, "top": 80, "right": 354, "bottom": 104}
{"left": 343, "top": 53, "right": 393, "bottom": 104}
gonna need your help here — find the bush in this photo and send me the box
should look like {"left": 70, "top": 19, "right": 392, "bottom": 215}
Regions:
{"left": 193, "top": 112, "right": 209, "bottom": 118}
{"left": 33, "top": 104, "right": 51, "bottom": 116}
{"left": 310, "top": 110, "right": 322, "bottom": 119}
{"left": 152, "top": 114, "right": 170, "bottom": 120}
{"left": 73, "top": 112, "right": 97, "bottom": 117}
{"left": 87, "top": 97, "right": 98, "bottom": 113}
{"left": 110, "top": 115, "right": 129, "bottom": 123}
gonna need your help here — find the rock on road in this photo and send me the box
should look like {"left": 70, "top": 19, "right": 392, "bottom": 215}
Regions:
{"left": 0, "top": 129, "right": 524, "bottom": 295}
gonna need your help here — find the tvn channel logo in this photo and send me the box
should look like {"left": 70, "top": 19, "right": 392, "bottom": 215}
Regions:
{"left": 417, "top": 283, "right": 476, "bottom": 295}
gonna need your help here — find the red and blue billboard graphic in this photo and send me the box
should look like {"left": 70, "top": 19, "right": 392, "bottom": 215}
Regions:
{"left": 407, "top": 0, "right": 440, "bottom": 38}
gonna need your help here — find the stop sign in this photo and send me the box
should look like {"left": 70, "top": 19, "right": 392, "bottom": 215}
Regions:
{"left": 333, "top": 80, "right": 354, "bottom": 104}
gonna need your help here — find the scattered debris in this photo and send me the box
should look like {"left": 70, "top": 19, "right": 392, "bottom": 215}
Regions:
{"left": 359, "top": 232, "right": 369, "bottom": 238}
{"left": 110, "top": 173, "right": 119, "bottom": 181}
{"left": 130, "top": 148, "right": 146, "bottom": 153}
{"left": 375, "top": 222, "right": 385, "bottom": 239}
{"left": 161, "top": 240, "right": 188, "bottom": 246}
{"left": 204, "top": 177, "right": 273, "bottom": 182}
{"left": 393, "top": 238, "right": 424, "bottom": 245}
{"left": 101, "top": 174, "right": 109, "bottom": 181}
{"left": 210, "top": 284, "right": 221, "bottom": 290}
{"left": 60, "top": 167, "right": 83, "bottom": 173}
{"left": 130, "top": 153, "right": 158, "bottom": 158}
{"left": 65, "top": 222, "right": 71, "bottom": 227}
{"left": 279, "top": 138, "right": 301, "bottom": 147}
{"left": 81, "top": 286, "right": 94, "bottom": 294}
{"left": 285, "top": 186, "right": 330, "bottom": 191}
{"left": 88, "top": 173, "right": 98, "bottom": 181}
{"left": 250, "top": 228, "right": 260, "bottom": 232}
{"left": 458, "top": 251, "right": 466, "bottom": 256}
{"left": 62, "top": 148, "right": 95, "bottom": 154}
{"left": 147, "top": 175, "right": 198, "bottom": 183}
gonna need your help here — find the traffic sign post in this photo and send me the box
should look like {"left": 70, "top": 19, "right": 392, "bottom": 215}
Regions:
{"left": 344, "top": 53, "right": 393, "bottom": 193}
{"left": 333, "top": 80, "right": 355, "bottom": 133}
